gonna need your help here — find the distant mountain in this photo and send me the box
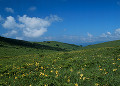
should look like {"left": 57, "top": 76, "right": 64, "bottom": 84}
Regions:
{"left": 79, "top": 41, "right": 106, "bottom": 47}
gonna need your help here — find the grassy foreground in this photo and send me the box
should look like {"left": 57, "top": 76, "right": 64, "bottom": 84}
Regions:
{"left": 0, "top": 37, "right": 120, "bottom": 86}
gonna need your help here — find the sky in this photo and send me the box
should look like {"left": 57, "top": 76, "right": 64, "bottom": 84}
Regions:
{"left": 1, "top": 0, "right": 120, "bottom": 45}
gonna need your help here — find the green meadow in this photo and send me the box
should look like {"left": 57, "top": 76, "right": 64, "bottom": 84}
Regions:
{"left": 0, "top": 36, "right": 120, "bottom": 86}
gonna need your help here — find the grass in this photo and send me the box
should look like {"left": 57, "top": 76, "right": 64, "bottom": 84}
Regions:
{"left": 0, "top": 36, "right": 120, "bottom": 86}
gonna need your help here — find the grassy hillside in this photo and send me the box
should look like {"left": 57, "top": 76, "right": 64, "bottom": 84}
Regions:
{"left": 0, "top": 36, "right": 81, "bottom": 57}
{"left": 0, "top": 36, "right": 67, "bottom": 51}
{"left": 83, "top": 40, "right": 120, "bottom": 49}
{"left": 36, "top": 41, "right": 82, "bottom": 51}
{"left": 0, "top": 37, "right": 120, "bottom": 86}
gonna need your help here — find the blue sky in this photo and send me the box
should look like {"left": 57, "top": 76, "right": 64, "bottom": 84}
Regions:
{"left": 1, "top": 0, "right": 120, "bottom": 45}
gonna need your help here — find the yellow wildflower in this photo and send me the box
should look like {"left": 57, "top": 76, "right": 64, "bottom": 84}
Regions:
{"left": 35, "top": 62, "right": 39, "bottom": 66}
{"left": 50, "top": 70, "right": 53, "bottom": 73}
{"left": 82, "top": 68, "right": 84, "bottom": 70}
{"left": 64, "top": 76, "right": 67, "bottom": 78}
{"left": 23, "top": 74, "right": 25, "bottom": 76}
{"left": 70, "top": 68, "right": 73, "bottom": 72}
{"left": 113, "top": 69, "right": 117, "bottom": 71}
{"left": 99, "top": 69, "right": 102, "bottom": 71}
{"left": 55, "top": 74, "right": 58, "bottom": 78}
{"left": 75, "top": 83, "right": 78, "bottom": 86}
{"left": 44, "top": 84, "right": 48, "bottom": 86}
{"left": 67, "top": 79, "right": 70, "bottom": 82}
{"left": 41, "top": 66, "right": 43, "bottom": 69}
{"left": 105, "top": 72, "right": 108, "bottom": 74}
{"left": 45, "top": 75, "right": 48, "bottom": 77}
{"left": 15, "top": 77, "right": 17, "bottom": 79}
{"left": 80, "top": 74, "right": 83, "bottom": 77}
{"left": 55, "top": 70, "right": 58, "bottom": 74}
{"left": 95, "top": 83, "right": 99, "bottom": 86}
{"left": 117, "top": 58, "right": 120, "bottom": 60}
{"left": 42, "top": 73, "right": 44, "bottom": 76}
{"left": 83, "top": 77, "right": 86, "bottom": 80}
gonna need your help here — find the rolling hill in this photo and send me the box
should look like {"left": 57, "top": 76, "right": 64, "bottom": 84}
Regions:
{"left": 0, "top": 36, "right": 120, "bottom": 86}
{"left": 83, "top": 40, "right": 120, "bottom": 49}
{"left": 0, "top": 36, "right": 82, "bottom": 57}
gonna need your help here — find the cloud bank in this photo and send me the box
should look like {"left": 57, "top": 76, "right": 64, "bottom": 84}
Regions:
{"left": 81, "top": 28, "right": 120, "bottom": 44}
{"left": 1, "top": 14, "right": 120, "bottom": 45}
{"left": 2, "top": 15, "right": 62, "bottom": 38}
{"left": 51, "top": 28, "right": 120, "bottom": 45}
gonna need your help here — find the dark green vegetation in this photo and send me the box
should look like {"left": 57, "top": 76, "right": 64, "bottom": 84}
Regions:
{"left": 36, "top": 41, "right": 82, "bottom": 51}
{"left": 0, "top": 36, "right": 81, "bottom": 57}
{"left": 0, "top": 36, "right": 120, "bottom": 86}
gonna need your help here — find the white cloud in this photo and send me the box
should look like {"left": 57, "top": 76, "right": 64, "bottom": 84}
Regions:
{"left": 29, "top": 6, "right": 36, "bottom": 11}
{"left": 2, "top": 16, "right": 17, "bottom": 29}
{"left": 18, "top": 15, "right": 50, "bottom": 29}
{"left": 115, "top": 28, "right": 120, "bottom": 35}
{"left": 100, "top": 33, "right": 107, "bottom": 37}
{"left": 2, "top": 15, "right": 62, "bottom": 38}
{"left": 107, "top": 32, "right": 111, "bottom": 35}
{"left": 45, "top": 15, "right": 62, "bottom": 22}
{"left": 85, "top": 29, "right": 120, "bottom": 44}
{"left": 100, "top": 32, "right": 111, "bottom": 38}
{"left": 16, "top": 37, "right": 23, "bottom": 40}
{"left": 18, "top": 15, "right": 50, "bottom": 37}
{"left": 5, "top": 7, "right": 14, "bottom": 13}
{"left": 23, "top": 27, "right": 47, "bottom": 37}
{"left": 87, "top": 32, "right": 93, "bottom": 38}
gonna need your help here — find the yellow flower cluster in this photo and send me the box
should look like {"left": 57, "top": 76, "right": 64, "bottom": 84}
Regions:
{"left": 113, "top": 69, "right": 117, "bottom": 71}
{"left": 95, "top": 83, "right": 99, "bottom": 86}
{"left": 75, "top": 83, "right": 78, "bottom": 86}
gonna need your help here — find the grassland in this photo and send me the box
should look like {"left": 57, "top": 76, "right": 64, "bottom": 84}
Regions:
{"left": 0, "top": 36, "right": 120, "bottom": 86}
